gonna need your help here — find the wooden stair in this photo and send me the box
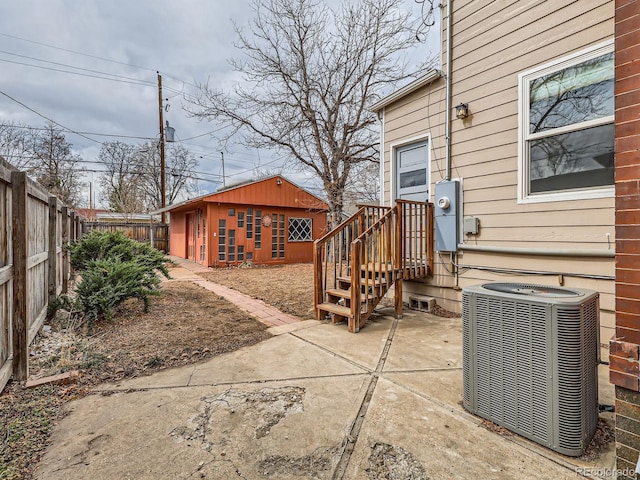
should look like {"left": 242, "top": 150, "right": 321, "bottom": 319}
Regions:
{"left": 314, "top": 201, "right": 434, "bottom": 333}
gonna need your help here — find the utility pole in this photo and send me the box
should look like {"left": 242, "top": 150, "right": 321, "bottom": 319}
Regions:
{"left": 221, "top": 151, "right": 226, "bottom": 187}
{"left": 157, "top": 72, "right": 167, "bottom": 223}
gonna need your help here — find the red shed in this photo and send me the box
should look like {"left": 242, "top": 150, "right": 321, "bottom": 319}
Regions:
{"left": 163, "top": 175, "right": 329, "bottom": 267}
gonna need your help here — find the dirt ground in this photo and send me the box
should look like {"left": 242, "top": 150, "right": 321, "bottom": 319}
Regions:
{"left": 199, "top": 263, "right": 316, "bottom": 319}
{"left": 0, "top": 279, "right": 271, "bottom": 480}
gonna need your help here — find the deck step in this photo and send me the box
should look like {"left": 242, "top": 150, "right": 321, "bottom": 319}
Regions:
{"left": 326, "top": 288, "right": 351, "bottom": 299}
{"left": 336, "top": 276, "right": 388, "bottom": 288}
{"left": 317, "top": 302, "right": 352, "bottom": 318}
{"left": 361, "top": 263, "right": 397, "bottom": 273}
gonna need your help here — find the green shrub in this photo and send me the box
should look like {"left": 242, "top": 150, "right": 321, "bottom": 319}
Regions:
{"left": 55, "top": 230, "right": 172, "bottom": 326}
{"left": 68, "top": 230, "right": 170, "bottom": 278}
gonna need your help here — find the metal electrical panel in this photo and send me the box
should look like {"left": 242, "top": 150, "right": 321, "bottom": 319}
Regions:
{"left": 435, "top": 180, "right": 460, "bottom": 252}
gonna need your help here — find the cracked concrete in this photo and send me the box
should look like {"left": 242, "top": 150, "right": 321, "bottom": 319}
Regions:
{"left": 34, "top": 265, "right": 617, "bottom": 479}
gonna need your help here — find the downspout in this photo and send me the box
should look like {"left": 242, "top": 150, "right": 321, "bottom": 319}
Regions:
{"left": 444, "top": 0, "right": 453, "bottom": 181}
{"left": 443, "top": 0, "right": 459, "bottom": 287}
{"left": 378, "top": 109, "right": 385, "bottom": 206}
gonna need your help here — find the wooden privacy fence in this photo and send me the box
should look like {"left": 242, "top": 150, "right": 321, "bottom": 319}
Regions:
{"left": 83, "top": 222, "right": 169, "bottom": 252}
{"left": 0, "top": 161, "right": 79, "bottom": 392}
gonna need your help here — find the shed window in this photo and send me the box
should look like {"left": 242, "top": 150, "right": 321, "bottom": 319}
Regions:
{"left": 271, "top": 213, "right": 285, "bottom": 258}
{"left": 288, "top": 218, "right": 312, "bottom": 242}
{"left": 218, "top": 220, "right": 226, "bottom": 261}
{"left": 255, "top": 210, "right": 262, "bottom": 249}
{"left": 518, "top": 41, "right": 614, "bottom": 203}
{"left": 228, "top": 229, "right": 236, "bottom": 262}
{"left": 247, "top": 208, "right": 253, "bottom": 239}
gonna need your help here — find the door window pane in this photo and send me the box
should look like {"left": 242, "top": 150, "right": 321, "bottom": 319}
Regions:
{"left": 399, "top": 169, "right": 427, "bottom": 189}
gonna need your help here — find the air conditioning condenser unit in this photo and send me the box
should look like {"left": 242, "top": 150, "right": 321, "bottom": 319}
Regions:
{"left": 462, "top": 283, "right": 599, "bottom": 457}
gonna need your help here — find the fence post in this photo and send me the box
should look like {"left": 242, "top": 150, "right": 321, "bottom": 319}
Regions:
{"left": 69, "top": 211, "right": 76, "bottom": 242}
{"left": 11, "top": 171, "right": 28, "bottom": 380}
{"left": 48, "top": 196, "right": 57, "bottom": 308}
{"left": 61, "top": 206, "right": 69, "bottom": 294}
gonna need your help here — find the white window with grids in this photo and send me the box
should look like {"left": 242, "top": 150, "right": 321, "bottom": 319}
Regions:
{"left": 518, "top": 40, "right": 614, "bottom": 203}
{"left": 288, "top": 217, "right": 312, "bottom": 242}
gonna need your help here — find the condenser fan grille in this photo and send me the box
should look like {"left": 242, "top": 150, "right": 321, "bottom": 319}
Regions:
{"left": 481, "top": 282, "right": 582, "bottom": 297}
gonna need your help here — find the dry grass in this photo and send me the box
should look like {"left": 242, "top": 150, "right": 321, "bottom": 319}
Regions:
{"left": 199, "top": 263, "right": 316, "bottom": 319}
{"left": 0, "top": 280, "right": 271, "bottom": 480}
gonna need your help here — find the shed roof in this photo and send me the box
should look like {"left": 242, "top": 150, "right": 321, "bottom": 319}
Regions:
{"left": 158, "top": 175, "right": 329, "bottom": 213}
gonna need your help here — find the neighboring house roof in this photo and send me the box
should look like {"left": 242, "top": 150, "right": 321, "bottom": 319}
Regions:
{"left": 370, "top": 69, "right": 443, "bottom": 112}
{"left": 95, "top": 212, "right": 161, "bottom": 222}
{"left": 157, "top": 175, "right": 330, "bottom": 213}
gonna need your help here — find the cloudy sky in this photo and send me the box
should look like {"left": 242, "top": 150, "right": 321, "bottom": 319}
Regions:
{"left": 0, "top": 0, "right": 439, "bottom": 207}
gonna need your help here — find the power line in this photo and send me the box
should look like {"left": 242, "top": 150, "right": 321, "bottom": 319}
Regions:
{"left": 0, "top": 57, "right": 156, "bottom": 87}
{"left": 0, "top": 49, "right": 157, "bottom": 85}
{"left": 0, "top": 31, "right": 157, "bottom": 73}
{"left": 0, "top": 31, "right": 199, "bottom": 95}
{"left": 0, "top": 123, "right": 156, "bottom": 140}
{"left": 0, "top": 90, "right": 104, "bottom": 145}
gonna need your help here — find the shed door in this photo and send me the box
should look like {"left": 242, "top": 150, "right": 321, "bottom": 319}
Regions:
{"left": 186, "top": 213, "right": 196, "bottom": 261}
{"left": 395, "top": 140, "right": 429, "bottom": 202}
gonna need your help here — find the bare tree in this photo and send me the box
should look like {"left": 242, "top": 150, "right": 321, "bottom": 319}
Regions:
{"left": 31, "top": 121, "right": 85, "bottom": 206}
{"left": 190, "top": 0, "right": 432, "bottom": 226}
{"left": 135, "top": 141, "right": 199, "bottom": 210}
{"left": 98, "top": 141, "right": 147, "bottom": 215}
{"left": 0, "top": 121, "right": 36, "bottom": 171}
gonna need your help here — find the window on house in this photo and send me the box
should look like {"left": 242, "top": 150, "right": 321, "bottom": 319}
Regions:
{"left": 288, "top": 218, "right": 312, "bottom": 242}
{"left": 246, "top": 208, "right": 253, "bottom": 239}
{"left": 255, "top": 210, "right": 262, "bottom": 249}
{"left": 228, "top": 229, "right": 236, "bottom": 262}
{"left": 518, "top": 41, "right": 614, "bottom": 203}
{"left": 238, "top": 245, "right": 244, "bottom": 261}
{"left": 218, "top": 219, "right": 226, "bottom": 261}
{"left": 228, "top": 208, "right": 235, "bottom": 216}
{"left": 237, "top": 212, "right": 244, "bottom": 228}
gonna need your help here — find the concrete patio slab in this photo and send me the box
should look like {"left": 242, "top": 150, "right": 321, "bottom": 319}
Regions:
{"left": 344, "top": 376, "right": 579, "bottom": 480}
{"left": 188, "top": 332, "right": 369, "bottom": 386}
{"left": 384, "top": 311, "right": 462, "bottom": 371}
{"left": 36, "top": 375, "right": 371, "bottom": 480}
{"left": 292, "top": 315, "right": 393, "bottom": 371}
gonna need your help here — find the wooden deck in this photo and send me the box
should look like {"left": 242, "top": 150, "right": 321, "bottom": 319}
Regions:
{"left": 314, "top": 201, "right": 434, "bottom": 332}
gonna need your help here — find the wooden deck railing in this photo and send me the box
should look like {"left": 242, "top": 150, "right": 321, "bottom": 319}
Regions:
{"left": 314, "top": 200, "right": 434, "bottom": 332}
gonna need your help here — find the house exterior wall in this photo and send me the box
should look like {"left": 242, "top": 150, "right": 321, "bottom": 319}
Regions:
{"left": 381, "top": 0, "right": 616, "bottom": 359}
{"left": 609, "top": 0, "right": 640, "bottom": 475}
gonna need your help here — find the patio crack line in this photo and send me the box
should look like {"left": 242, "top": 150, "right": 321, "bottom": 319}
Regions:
{"left": 289, "top": 332, "right": 374, "bottom": 373}
{"left": 331, "top": 316, "right": 400, "bottom": 480}
{"left": 92, "top": 372, "right": 369, "bottom": 395}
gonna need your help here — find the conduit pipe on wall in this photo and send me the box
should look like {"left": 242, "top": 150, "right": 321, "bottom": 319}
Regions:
{"left": 444, "top": 0, "right": 453, "bottom": 181}
{"left": 458, "top": 243, "right": 615, "bottom": 258}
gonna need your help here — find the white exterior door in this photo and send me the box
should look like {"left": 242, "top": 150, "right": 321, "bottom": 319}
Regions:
{"left": 395, "top": 140, "right": 430, "bottom": 202}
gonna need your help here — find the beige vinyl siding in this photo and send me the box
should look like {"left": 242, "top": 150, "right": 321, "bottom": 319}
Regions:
{"left": 379, "top": 0, "right": 615, "bottom": 356}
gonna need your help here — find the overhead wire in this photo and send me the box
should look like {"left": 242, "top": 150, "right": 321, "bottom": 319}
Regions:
{"left": 0, "top": 31, "right": 157, "bottom": 73}
{"left": 0, "top": 90, "right": 105, "bottom": 145}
